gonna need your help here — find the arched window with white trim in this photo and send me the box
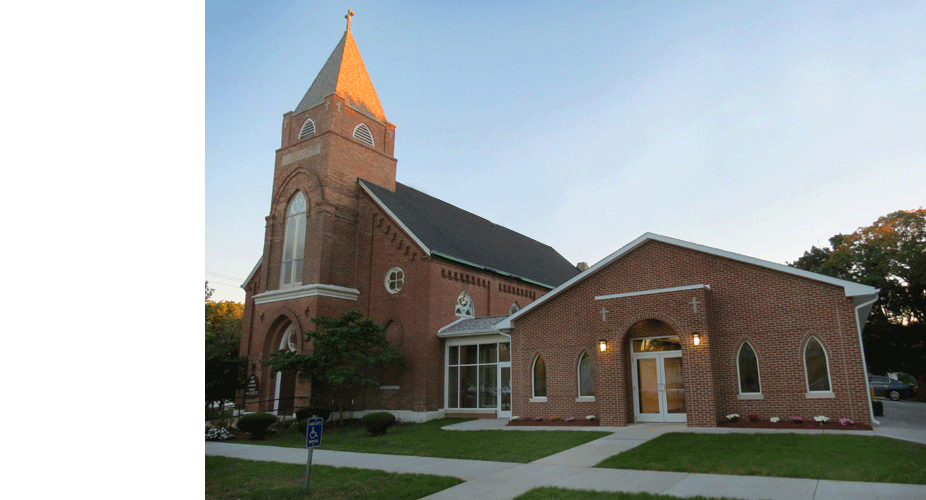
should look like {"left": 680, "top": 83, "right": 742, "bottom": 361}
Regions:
{"left": 578, "top": 352, "right": 594, "bottom": 397}
{"left": 455, "top": 290, "right": 474, "bottom": 318}
{"left": 280, "top": 192, "right": 306, "bottom": 287}
{"left": 532, "top": 355, "right": 546, "bottom": 398}
{"left": 737, "top": 341, "right": 761, "bottom": 394}
{"left": 804, "top": 337, "right": 831, "bottom": 392}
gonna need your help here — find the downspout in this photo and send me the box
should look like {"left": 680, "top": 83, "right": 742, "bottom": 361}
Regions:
{"left": 853, "top": 293, "right": 880, "bottom": 425}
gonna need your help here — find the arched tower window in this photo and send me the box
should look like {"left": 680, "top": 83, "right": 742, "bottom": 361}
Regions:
{"left": 533, "top": 355, "right": 547, "bottom": 398}
{"left": 737, "top": 341, "right": 761, "bottom": 394}
{"left": 455, "top": 290, "right": 474, "bottom": 318}
{"left": 804, "top": 337, "right": 831, "bottom": 392}
{"left": 298, "top": 118, "right": 316, "bottom": 139}
{"left": 280, "top": 192, "right": 307, "bottom": 287}
{"left": 578, "top": 352, "right": 594, "bottom": 397}
{"left": 353, "top": 123, "right": 374, "bottom": 146}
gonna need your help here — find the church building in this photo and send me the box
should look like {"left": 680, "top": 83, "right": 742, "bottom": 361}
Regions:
{"left": 238, "top": 15, "right": 878, "bottom": 427}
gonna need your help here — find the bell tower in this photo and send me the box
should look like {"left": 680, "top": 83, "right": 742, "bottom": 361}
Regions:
{"left": 262, "top": 10, "right": 398, "bottom": 293}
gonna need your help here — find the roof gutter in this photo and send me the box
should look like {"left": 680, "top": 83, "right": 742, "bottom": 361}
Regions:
{"left": 430, "top": 251, "right": 556, "bottom": 289}
{"left": 853, "top": 292, "right": 881, "bottom": 425}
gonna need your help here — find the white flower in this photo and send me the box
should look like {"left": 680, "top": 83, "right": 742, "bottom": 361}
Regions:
{"left": 585, "top": 415, "right": 596, "bottom": 421}
{"left": 814, "top": 415, "right": 829, "bottom": 423}
{"left": 725, "top": 413, "right": 740, "bottom": 421}
{"left": 509, "top": 416, "right": 520, "bottom": 421}
{"left": 770, "top": 417, "right": 780, "bottom": 423}
{"left": 205, "top": 427, "right": 232, "bottom": 441}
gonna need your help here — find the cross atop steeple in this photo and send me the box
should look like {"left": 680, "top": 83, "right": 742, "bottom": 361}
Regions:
{"left": 345, "top": 9, "right": 354, "bottom": 33}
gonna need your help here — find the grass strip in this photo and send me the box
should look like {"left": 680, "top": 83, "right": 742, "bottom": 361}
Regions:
{"left": 252, "top": 418, "right": 610, "bottom": 463}
{"left": 205, "top": 456, "right": 462, "bottom": 500}
{"left": 513, "top": 487, "right": 736, "bottom": 500}
{"left": 596, "top": 433, "right": 926, "bottom": 484}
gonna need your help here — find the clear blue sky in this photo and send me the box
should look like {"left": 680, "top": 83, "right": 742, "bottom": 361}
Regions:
{"left": 206, "top": 1, "right": 925, "bottom": 303}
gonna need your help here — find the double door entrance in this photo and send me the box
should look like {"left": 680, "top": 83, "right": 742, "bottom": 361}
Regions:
{"left": 631, "top": 336, "right": 686, "bottom": 423}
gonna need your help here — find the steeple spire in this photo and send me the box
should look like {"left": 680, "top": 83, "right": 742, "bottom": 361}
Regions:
{"left": 293, "top": 10, "right": 386, "bottom": 122}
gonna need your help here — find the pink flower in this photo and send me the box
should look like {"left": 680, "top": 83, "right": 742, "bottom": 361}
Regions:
{"left": 534, "top": 416, "right": 543, "bottom": 421}
{"left": 565, "top": 417, "right": 575, "bottom": 422}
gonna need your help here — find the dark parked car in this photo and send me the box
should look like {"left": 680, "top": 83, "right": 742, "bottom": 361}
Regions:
{"left": 868, "top": 376, "right": 917, "bottom": 401}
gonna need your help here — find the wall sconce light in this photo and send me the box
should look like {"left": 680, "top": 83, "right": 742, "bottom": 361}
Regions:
{"left": 598, "top": 339, "right": 608, "bottom": 352}
{"left": 693, "top": 333, "right": 701, "bottom": 346}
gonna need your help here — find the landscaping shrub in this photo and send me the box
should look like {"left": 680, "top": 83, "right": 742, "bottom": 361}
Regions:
{"left": 236, "top": 412, "right": 278, "bottom": 439}
{"left": 295, "top": 405, "right": 331, "bottom": 422}
{"left": 361, "top": 412, "right": 397, "bottom": 436}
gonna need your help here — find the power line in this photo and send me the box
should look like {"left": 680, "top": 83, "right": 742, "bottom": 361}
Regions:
{"left": 206, "top": 271, "right": 245, "bottom": 282}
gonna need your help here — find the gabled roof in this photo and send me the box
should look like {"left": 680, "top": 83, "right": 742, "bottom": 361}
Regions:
{"left": 497, "top": 232, "right": 879, "bottom": 330}
{"left": 438, "top": 316, "right": 509, "bottom": 337}
{"left": 294, "top": 30, "right": 386, "bottom": 122}
{"left": 361, "top": 180, "right": 581, "bottom": 289}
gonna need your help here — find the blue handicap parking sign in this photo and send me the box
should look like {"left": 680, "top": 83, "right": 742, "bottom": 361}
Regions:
{"left": 306, "top": 417, "right": 324, "bottom": 448}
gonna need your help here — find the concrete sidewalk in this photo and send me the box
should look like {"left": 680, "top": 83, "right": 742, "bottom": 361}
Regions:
{"left": 206, "top": 421, "right": 926, "bottom": 500}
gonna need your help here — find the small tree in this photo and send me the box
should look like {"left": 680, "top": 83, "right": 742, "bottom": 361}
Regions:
{"left": 206, "top": 294, "right": 247, "bottom": 410}
{"left": 264, "top": 311, "right": 406, "bottom": 422}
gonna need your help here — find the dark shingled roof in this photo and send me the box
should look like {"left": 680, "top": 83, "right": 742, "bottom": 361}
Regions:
{"left": 362, "top": 181, "right": 581, "bottom": 288}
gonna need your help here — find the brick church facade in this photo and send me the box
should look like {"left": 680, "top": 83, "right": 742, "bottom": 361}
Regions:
{"left": 238, "top": 18, "right": 879, "bottom": 426}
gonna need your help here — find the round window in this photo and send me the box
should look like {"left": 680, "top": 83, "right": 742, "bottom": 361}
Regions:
{"left": 385, "top": 266, "right": 404, "bottom": 294}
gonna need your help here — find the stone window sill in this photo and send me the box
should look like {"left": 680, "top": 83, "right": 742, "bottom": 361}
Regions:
{"left": 575, "top": 396, "right": 596, "bottom": 403}
{"left": 737, "top": 393, "right": 764, "bottom": 400}
{"left": 529, "top": 397, "right": 547, "bottom": 403}
{"left": 805, "top": 391, "right": 835, "bottom": 399}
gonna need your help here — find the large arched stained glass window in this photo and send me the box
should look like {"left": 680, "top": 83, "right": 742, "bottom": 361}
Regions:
{"left": 533, "top": 355, "right": 546, "bottom": 398}
{"left": 578, "top": 352, "right": 594, "bottom": 397}
{"left": 281, "top": 192, "right": 306, "bottom": 287}
{"left": 804, "top": 337, "right": 831, "bottom": 392}
{"left": 737, "top": 342, "right": 761, "bottom": 394}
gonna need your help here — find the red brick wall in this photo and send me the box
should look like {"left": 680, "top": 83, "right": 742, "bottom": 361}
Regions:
{"left": 511, "top": 240, "right": 870, "bottom": 427}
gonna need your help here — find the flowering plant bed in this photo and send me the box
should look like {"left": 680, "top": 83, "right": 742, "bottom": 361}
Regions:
{"left": 718, "top": 420, "right": 871, "bottom": 431}
{"left": 507, "top": 419, "right": 599, "bottom": 427}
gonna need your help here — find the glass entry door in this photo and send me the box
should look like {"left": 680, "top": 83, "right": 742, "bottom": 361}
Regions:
{"left": 632, "top": 350, "right": 686, "bottom": 423}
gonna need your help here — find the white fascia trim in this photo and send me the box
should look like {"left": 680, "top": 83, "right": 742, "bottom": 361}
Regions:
{"left": 595, "top": 284, "right": 710, "bottom": 301}
{"left": 498, "top": 232, "right": 878, "bottom": 331}
{"left": 359, "top": 180, "right": 431, "bottom": 256}
{"left": 241, "top": 257, "right": 263, "bottom": 289}
{"left": 438, "top": 328, "right": 504, "bottom": 339}
{"left": 253, "top": 283, "right": 360, "bottom": 304}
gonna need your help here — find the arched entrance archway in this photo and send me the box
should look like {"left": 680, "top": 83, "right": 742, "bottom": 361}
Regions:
{"left": 626, "top": 320, "right": 687, "bottom": 423}
{"left": 274, "top": 323, "right": 298, "bottom": 416}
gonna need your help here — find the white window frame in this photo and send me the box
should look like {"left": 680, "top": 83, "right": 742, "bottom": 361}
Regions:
{"left": 736, "top": 341, "right": 763, "bottom": 399}
{"left": 455, "top": 290, "right": 474, "bottom": 318}
{"left": 803, "top": 336, "right": 835, "bottom": 398}
{"left": 530, "top": 354, "right": 547, "bottom": 402}
{"left": 384, "top": 266, "right": 404, "bottom": 294}
{"left": 280, "top": 192, "right": 306, "bottom": 288}
{"left": 576, "top": 351, "right": 595, "bottom": 402}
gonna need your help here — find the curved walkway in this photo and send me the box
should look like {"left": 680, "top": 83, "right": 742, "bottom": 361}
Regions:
{"left": 206, "top": 420, "right": 926, "bottom": 500}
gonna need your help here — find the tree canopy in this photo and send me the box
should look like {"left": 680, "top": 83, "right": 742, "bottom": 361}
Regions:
{"left": 263, "top": 311, "right": 406, "bottom": 411}
{"left": 205, "top": 282, "right": 247, "bottom": 405}
{"left": 790, "top": 208, "right": 925, "bottom": 325}
{"left": 789, "top": 208, "right": 925, "bottom": 378}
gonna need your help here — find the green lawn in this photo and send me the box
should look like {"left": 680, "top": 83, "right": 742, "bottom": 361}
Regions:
{"left": 514, "top": 488, "right": 735, "bottom": 500}
{"left": 247, "top": 418, "right": 611, "bottom": 463}
{"left": 205, "top": 456, "right": 462, "bottom": 500}
{"left": 596, "top": 433, "right": 926, "bottom": 484}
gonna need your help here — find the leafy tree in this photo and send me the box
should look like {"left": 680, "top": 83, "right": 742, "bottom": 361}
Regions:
{"left": 790, "top": 208, "right": 925, "bottom": 378}
{"left": 264, "top": 311, "right": 406, "bottom": 421}
{"left": 206, "top": 293, "right": 247, "bottom": 408}
{"left": 790, "top": 208, "right": 925, "bottom": 325}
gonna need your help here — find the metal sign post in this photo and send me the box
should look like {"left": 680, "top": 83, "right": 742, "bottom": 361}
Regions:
{"left": 304, "top": 416, "right": 324, "bottom": 493}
